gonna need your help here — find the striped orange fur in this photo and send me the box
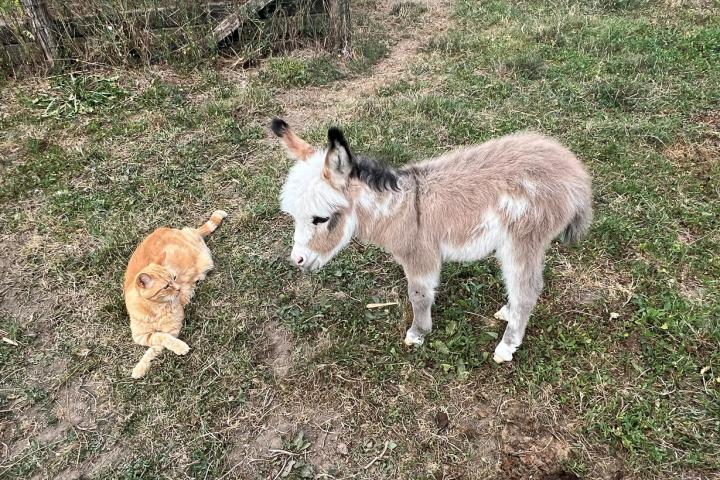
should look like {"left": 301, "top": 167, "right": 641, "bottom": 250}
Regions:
{"left": 124, "top": 210, "right": 227, "bottom": 378}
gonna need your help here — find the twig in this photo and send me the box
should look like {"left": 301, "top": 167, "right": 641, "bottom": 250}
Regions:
{"left": 363, "top": 441, "right": 389, "bottom": 470}
{"left": 366, "top": 301, "right": 399, "bottom": 309}
{"left": 268, "top": 448, "right": 299, "bottom": 456}
{"left": 271, "top": 456, "right": 291, "bottom": 480}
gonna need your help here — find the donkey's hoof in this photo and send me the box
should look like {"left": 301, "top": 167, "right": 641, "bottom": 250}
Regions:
{"left": 404, "top": 330, "right": 424, "bottom": 346}
{"left": 493, "top": 342, "right": 515, "bottom": 363}
{"left": 493, "top": 305, "right": 510, "bottom": 322}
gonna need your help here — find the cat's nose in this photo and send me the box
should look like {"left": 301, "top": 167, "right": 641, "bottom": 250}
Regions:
{"left": 294, "top": 255, "right": 305, "bottom": 266}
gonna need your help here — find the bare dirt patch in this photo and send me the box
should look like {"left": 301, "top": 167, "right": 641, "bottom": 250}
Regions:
{"left": 0, "top": 228, "right": 59, "bottom": 337}
{"left": 225, "top": 390, "right": 351, "bottom": 479}
{"left": 53, "top": 443, "right": 128, "bottom": 480}
{"left": 2, "top": 376, "right": 124, "bottom": 480}
{"left": 499, "top": 401, "right": 571, "bottom": 479}
{"left": 262, "top": 321, "right": 295, "bottom": 378}
{"left": 552, "top": 255, "right": 635, "bottom": 310}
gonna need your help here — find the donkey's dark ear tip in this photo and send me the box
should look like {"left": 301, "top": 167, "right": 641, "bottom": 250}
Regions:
{"left": 270, "top": 118, "right": 288, "bottom": 137}
{"left": 327, "top": 127, "right": 346, "bottom": 144}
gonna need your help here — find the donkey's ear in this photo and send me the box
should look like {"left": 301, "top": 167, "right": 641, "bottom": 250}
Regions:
{"left": 271, "top": 118, "right": 315, "bottom": 161}
{"left": 323, "top": 127, "right": 353, "bottom": 187}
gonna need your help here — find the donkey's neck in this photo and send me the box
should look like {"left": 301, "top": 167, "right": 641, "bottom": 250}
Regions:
{"left": 352, "top": 175, "right": 418, "bottom": 255}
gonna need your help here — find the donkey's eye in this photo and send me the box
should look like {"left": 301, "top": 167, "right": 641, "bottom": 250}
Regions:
{"left": 312, "top": 216, "right": 330, "bottom": 225}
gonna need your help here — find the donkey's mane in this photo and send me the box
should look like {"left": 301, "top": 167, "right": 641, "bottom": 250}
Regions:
{"left": 350, "top": 155, "right": 401, "bottom": 192}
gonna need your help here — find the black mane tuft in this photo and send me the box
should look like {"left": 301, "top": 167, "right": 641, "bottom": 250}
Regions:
{"left": 270, "top": 118, "right": 288, "bottom": 137}
{"left": 327, "top": 127, "right": 351, "bottom": 152}
{"left": 350, "top": 155, "right": 401, "bottom": 192}
{"left": 327, "top": 126, "right": 400, "bottom": 192}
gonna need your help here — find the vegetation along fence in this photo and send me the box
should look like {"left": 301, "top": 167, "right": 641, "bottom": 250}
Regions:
{"left": 0, "top": 0, "right": 352, "bottom": 73}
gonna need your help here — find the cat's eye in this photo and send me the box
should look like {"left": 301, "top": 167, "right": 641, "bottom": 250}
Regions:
{"left": 312, "top": 216, "right": 329, "bottom": 225}
{"left": 164, "top": 283, "right": 171, "bottom": 289}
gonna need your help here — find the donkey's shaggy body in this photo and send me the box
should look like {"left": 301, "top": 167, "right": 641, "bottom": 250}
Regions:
{"left": 274, "top": 119, "right": 592, "bottom": 362}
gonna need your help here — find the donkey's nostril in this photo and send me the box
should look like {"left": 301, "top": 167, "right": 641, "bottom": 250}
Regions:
{"left": 296, "top": 256, "right": 305, "bottom": 266}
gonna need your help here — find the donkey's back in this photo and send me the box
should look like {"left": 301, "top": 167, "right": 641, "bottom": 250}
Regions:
{"left": 410, "top": 132, "right": 592, "bottom": 248}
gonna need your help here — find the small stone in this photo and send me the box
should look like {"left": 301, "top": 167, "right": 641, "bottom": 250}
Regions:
{"left": 269, "top": 436, "right": 283, "bottom": 450}
{"left": 435, "top": 410, "right": 449, "bottom": 431}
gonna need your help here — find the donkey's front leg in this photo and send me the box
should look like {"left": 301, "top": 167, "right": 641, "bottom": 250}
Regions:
{"left": 403, "top": 270, "right": 440, "bottom": 346}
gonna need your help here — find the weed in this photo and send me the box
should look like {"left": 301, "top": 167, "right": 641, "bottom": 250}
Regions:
{"left": 27, "top": 74, "right": 126, "bottom": 118}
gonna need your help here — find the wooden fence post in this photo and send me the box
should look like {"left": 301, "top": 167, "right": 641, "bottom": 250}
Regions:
{"left": 19, "top": 0, "right": 57, "bottom": 68}
{"left": 328, "top": 0, "right": 351, "bottom": 56}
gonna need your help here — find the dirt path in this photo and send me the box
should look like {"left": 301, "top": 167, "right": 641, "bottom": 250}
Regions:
{"left": 277, "top": 0, "right": 451, "bottom": 129}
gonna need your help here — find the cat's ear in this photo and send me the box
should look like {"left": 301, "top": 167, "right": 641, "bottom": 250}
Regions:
{"left": 137, "top": 273, "right": 153, "bottom": 289}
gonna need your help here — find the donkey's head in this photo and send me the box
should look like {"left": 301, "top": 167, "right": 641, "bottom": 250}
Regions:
{"left": 273, "top": 118, "right": 360, "bottom": 272}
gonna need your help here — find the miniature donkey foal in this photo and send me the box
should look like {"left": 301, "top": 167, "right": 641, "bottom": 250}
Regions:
{"left": 272, "top": 119, "right": 592, "bottom": 362}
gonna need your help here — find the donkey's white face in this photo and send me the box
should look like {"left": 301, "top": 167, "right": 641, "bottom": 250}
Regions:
{"left": 274, "top": 119, "right": 358, "bottom": 272}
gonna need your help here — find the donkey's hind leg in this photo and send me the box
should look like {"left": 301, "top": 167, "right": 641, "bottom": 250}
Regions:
{"left": 493, "top": 244, "right": 545, "bottom": 363}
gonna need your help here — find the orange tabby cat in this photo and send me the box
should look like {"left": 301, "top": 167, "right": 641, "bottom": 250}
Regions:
{"left": 124, "top": 210, "right": 227, "bottom": 378}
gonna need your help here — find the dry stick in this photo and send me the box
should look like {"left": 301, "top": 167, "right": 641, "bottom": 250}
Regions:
{"left": 268, "top": 448, "right": 299, "bottom": 456}
{"left": 363, "top": 441, "right": 389, "bottom": 470}
{"left": 271, "top": 456, "right": 291, "bottom": 480}
{"left": 366, "top": 301, "right": 399, "bottom": 309}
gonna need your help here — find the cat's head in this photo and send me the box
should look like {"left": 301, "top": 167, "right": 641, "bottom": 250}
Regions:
{"left": 134, "top": 263, "right": 180, "bottom": 302}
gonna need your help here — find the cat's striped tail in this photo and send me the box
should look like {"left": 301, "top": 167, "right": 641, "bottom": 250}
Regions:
{"left": 196, "top": 210, "right": 228, "bottom": 237}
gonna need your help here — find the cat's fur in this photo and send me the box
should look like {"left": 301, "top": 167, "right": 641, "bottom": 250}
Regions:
{"left": 124, "top": 210, "right": 227, "bottom": 378}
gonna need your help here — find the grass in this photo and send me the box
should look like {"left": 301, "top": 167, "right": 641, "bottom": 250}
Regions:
{"left": 1, "top": 0, "right": 719, "bottom": 479}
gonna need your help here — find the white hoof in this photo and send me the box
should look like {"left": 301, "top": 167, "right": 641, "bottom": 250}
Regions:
{"left": 493, "top": 342, "right": 515, "bottom": 363}
{"left": 404, "top": 330, "right": 424, "bottom": 346}
{"left": 493, "top": 305, "right": 511, "bottom": 322}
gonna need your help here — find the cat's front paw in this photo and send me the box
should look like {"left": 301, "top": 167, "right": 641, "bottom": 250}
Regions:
{"left": 132, "top": 364, "right": 148, "bottom": 379}
{"left": 169, "top": 339, "right": 190, "bottom": 355}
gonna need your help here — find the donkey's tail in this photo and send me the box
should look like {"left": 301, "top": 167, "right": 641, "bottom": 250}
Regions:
{"left": 561, "top": 200, "right": 592, "bottom": 244}
{"left": 196, "top": 210, "right": 228, "bottom": 237}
